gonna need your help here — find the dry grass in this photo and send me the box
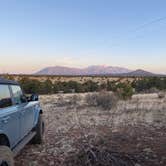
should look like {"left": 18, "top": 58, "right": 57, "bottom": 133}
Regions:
{"left": 15, "top": 92, "right": 166, "bottom": 166}
{"left": 158, "top": 92, "right": 165, "bottom": 99}
{"left": 86, "top": 91, "right": 118, "bottom": 110}
{"left": 64, "top": 106, "right": 136, "bottom": 166}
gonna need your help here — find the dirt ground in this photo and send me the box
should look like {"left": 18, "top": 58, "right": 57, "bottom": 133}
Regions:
{"left": 15, "top": 94, "right": 166, "bottom": 166}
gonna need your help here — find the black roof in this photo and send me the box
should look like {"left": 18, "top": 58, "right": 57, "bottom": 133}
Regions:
{"left": 0, "top": 78, "right": 19, "bottom": 85}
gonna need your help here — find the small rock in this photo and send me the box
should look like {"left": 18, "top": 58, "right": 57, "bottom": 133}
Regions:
{"left": 161, "top": 156, "right": 166, "bottom": 160}
{"left": 135, "top": 163, "right": 141, "bottom": 166}
{"left": 49, "top": 161, "right": 55, "bottom": 166}
{"left": 143, "top": 148, "right": 153, "bottom": 153}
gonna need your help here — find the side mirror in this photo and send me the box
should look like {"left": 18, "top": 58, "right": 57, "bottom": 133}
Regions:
{"left": 30, "top": 94, "right": 39, "bottom": 101}
{"left": 20, "top": 95, "right": 28, "bottom": 103}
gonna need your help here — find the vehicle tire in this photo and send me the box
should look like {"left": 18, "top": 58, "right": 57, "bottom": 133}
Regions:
{"left": 0, "top": 146, "right": 14, "bottom": 166}
{"left": 31, "top": 114, "right": 44, "bottom": 144}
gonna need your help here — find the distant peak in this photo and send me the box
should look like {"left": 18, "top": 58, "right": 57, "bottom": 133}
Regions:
{"left": 122, "top": 69, "right": 157, "bottom": 77}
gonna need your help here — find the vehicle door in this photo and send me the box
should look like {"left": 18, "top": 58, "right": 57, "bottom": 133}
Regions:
{"left": 10, "top": 85, "right": 35, "bottom": 139}
{"left": 0, "top": 84, "right": 20, "bottom": 148}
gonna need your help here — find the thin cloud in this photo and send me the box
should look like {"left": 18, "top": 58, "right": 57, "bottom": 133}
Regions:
{"left": 133, "top": 16, "right": 166, "bottom": 32}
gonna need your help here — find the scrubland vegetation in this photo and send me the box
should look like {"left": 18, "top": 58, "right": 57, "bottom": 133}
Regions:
{"left": 3, "top": 75, "right": 166, "bottom": 100}
{"left": 14, "top": 92, "right": 166, "bottom": 166}
{"left": 2, "top": 74, "right": 166, "bottom": 165}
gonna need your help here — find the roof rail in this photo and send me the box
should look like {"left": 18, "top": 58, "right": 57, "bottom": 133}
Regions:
{"left": 0, "top": 78, "right": 19, "bottom": 85}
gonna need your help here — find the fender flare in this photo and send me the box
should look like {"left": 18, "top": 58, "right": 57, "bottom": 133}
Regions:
{"left": 40, "top": 109, "right": 43, "bottom": 114}
{"left": 0, "top": 134, "right": 10, "bottom": 147}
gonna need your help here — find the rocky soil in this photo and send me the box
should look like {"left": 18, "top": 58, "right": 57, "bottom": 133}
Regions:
{"left": 15, "top": 93, "right": 166, "bottom": 166}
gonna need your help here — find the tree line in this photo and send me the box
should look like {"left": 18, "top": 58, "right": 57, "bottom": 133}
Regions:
{"left": 132, "top": 77, "right": 166, "bottom": 92}
{"left": 2, "top": 75, "right": 166, "bottom": 98}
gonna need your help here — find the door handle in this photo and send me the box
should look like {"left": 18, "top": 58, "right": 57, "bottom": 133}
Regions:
{"left": 2, "top": 117, "right": 10, "bottom": 124}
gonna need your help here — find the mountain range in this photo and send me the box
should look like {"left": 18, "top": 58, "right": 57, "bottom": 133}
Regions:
{"left": 36, "top": 65, "right": 131, "bottom": 75}
{"left": 35, "top": 65, "right": 161, "bottom": 77}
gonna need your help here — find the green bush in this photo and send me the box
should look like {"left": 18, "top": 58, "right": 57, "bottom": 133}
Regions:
{"left": 116, "top": 83, "right": 133, "bottom": 100}
{"left": 8, "top": 75, "right": 166, "bottom": 95}
{"left": 83, "top": 80, "right": 99, "bottom": 92}
{"left": 19, "top": 77, "right": 42, "bottom": 94}
{"left": 107, "top": 81, "right": 117, "bottom": 92}
{"left": 132, "top": 77, "right": 166, "bottom": 93}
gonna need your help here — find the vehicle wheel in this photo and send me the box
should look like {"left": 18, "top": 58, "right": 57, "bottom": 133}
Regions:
{"left": 0, "top": 146, "right": 14, "bottom": 166}
{"left": 31, "top": 114, "right": 44, "bottom": 144}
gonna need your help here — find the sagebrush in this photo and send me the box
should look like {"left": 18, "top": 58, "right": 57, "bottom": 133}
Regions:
{"left": 86, "top": 92, "right": 118, "bottom": 110}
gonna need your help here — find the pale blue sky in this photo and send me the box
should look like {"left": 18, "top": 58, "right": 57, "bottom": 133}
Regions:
{"left": 0, "top": 0, "right": 166, "bottom": 73}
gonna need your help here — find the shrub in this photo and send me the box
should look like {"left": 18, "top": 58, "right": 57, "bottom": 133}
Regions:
{"left": 107, "top": 81, "right": 117, "bottom": 92}
{"left": 19, "top": 77, "right": 42, "bottom": 94}
{"left": 149, "top": 87, "right": 159, "bottom": 93}
{"left": 2, "top": 74, "right": 15, "bottom": 80}
{"left": 69, "top": 95, "right": 81, "bottom": 106}
{"left": 85, "top": 93, "right": 98, "bottom": 106}
{"left": 133, "top": 77, "right": 166, "bottom": 92}
{"left": 158, "top": 92, "right": 165, "bottom": 99}
{"left": 67, "top": 81, "right": 83, "bottom": 93}
{"left": 116, "top": 83, "right": 133, "bottom": 100}
{"left": 96, "top": 91, "right": 118, "bottom": 110}
{"left": 86, "top": 91, "right": 118, "bottom": 110}
{"left": 83, "top": 80, "right": 99, "bottom": 92}
{"left": 65, "top": 135, "right": 135, "bottom": 166}
{"left": 40, "top": 79, "right": 53, "bottom": 94}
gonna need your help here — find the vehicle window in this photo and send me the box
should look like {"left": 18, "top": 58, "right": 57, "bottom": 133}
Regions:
{"left": 0, "top": 84, "right": 12, "bottom": 108}
{"left": 11, "top": 85, "right": 23, "bottom": 105}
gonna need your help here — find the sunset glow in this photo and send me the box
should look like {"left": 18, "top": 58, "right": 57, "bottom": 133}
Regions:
{"left": 0, "top": 0, "right": 166, "bottom": 74}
